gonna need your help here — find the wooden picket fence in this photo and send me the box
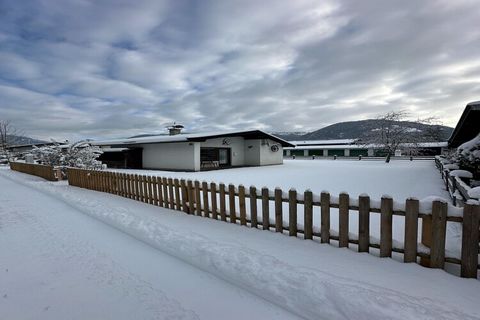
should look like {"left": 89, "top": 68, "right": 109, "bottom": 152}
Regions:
{"left": 435, "top": 156, "right": 479, "bottom": 206}
{"left": 9, "top": 162, "right": 62, "bottom": 181}
{"left": 67, "top": 168, "right": 480, "bottom": 279}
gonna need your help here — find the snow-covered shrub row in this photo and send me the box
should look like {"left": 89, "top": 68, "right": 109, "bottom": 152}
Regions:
{"left": 32, "top": 141, "right": 104, "bottom": 172}
{"left": 456, "top": 134, "right": 480, "bottom": 176}
{"left": 442, "top": 133, "right": 480, "bottom": 182}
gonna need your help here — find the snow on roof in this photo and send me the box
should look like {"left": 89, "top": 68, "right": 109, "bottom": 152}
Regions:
{"left": 284, "top": 141, "right": 448, "bottom": 150}
{"left": 98, "top": 147, "right": 129, "bottom": 152}
{"left": 288, "top": 139, "right": 357, "bottom": 145}
{"left": 91, "top": 129, "right": 294, "bottom": 147}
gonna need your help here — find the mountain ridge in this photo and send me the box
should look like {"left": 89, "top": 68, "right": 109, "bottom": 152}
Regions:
{"left": 272, "top": 119, "right": 453, "bottom": 141}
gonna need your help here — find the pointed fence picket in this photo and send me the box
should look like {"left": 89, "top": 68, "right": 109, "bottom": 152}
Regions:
{"left": 65, "top": 167, "right": 480, "bottom": 279}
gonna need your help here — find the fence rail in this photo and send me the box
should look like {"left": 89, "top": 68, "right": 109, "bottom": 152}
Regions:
{"left": 435, "top": 157, "right": 479, "bottom": 206}
{"left": 10, "top": 162, "right": 61, "bottom": 181}
{"left": 67, "top": 168, "right": 480, "bottom": 278}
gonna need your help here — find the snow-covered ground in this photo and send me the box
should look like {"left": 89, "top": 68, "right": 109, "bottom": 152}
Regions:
{"left": 111, "top": 159, "right": 450, "bottom": 200}
{"left": 1, "top": 167, "right": 480, "bottom": 320}
{"left": 110, "top": 159, "right": 462, "bottom": 259}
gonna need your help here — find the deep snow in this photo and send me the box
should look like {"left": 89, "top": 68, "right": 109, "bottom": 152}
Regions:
{"left": 1, "top": 167, "right": 479, "bottom": 320}
{"left": 110, "top": 159, "right": 463, "bottom": 260}
{"left": 0, "top": 169, "right": 299, "bottom": 320}
{"left": 111, "top": 159, "right": 451, "bottom": 200}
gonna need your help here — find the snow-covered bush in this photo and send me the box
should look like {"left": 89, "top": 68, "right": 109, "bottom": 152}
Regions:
{"left": 0, "top": 149, "right": 9, "bottom": 165}
{"left": 468, "top": 186, "right": 480, "bottom": 199}
{"left": 32, "top": 141, "right": 103, "bottom": 172}
{"left": 456, "top": 134, "right": 480, "bottom": 179}
{"left": 449, "top": 170, "right": 473, "bottom": 179}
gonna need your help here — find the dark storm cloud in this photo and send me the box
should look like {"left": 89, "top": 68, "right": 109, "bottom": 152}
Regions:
{"left": 0, "top": 0, "right": 479, "bottom": 140}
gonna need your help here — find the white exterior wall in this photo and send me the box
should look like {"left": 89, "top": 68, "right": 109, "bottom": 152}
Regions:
{"left": 244, "top": 139, "right": 261, "bottom": 165}
{"left": 259, "top": 139, "right": 284, "bottom": 165}
{"left": 141, "top": 136, "right": 283, "bottom": 171}
{"left": 141, "top": 142, "right": 200, "bottom": 171}
{"left": 201, "top": 137, "right": 245, "bottom": 166}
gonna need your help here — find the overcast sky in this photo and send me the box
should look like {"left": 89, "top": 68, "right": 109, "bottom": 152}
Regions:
{"left": 0, "top": 0, "right": 479, "bottom": 140}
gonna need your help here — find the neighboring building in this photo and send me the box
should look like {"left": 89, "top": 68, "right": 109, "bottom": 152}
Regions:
{"left": 5, "top": 142, "right": 66, "bottom": 154}
{"left": 92, "top": 128, "right": 294, "bottom": 171}
{"left": 284, "top": 139, "right": 447, "bottom": 158}
{"left": 448, "top": 101, "right": 480, "bottom": 148}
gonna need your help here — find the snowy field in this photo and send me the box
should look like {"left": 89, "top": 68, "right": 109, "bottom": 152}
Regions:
{"left": 112, "top": 159, "right": 450, "bottom": 201}
{"left": 111, "top": 159, "right": 461, "bottom": 256}
{"left": 1, "top": 167, "right": 480, "bottom": 320}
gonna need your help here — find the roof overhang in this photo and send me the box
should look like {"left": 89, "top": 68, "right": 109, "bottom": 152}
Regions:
{"left": 448, "top": 101, "right": 480, "bottom": 148}
{"left": 186, "top": 130, "right": 295, "bottom": 147}
{"left": 92, "top": 130, "right": 295, "bottom": 148}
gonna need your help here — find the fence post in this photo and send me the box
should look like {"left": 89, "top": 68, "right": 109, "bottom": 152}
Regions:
{"left": 210, "top": 182, "right": 218, "bottom": 219}
{"left": 195, "top": 181, "right": 202, "bottom": 216}
{"left": 180, "top": 179, "right": 188, "bottom": 212}
{"left": 174, "top": 179, "right": 181, "bottom": 210}
{"left": 380, "top": 196, "right": 393, "bottom": 258}
{"left": 261, "top": 188, "right": 270, "bottom": 230}
{"left": 404, "top": 198, "right": 419, "bottom": 263}
{"left": 157, "top": 177, "right": 164, "bottom": 207}
{"left": 136, "top": 174, "right": 142, "bottom": 200}
{"left": 228, "top": 184, "right": 236, "bottom": 223}
{"left": 289, "top": 189, "right": 297, "bottom": 236}
{"left": 304, "top": 190, "right": 313, "bottom": 239}
{"left": 358, "top": 194, "right": 370, "bottom": 252}
{"left": 142, "top": 175, "right": 149, "bottom": 203}
{"left": 168, "top": 178, "right": 175, "bottom": 209}
{"left": 321, "top": 192, "right": 330, "bottom": 243}
{"left": 161, "top": 177, "right": 168, "bottom": 208}
{"left": 239, "top": 185, "right": 247, "bottom": 225}
{"left": 202, "top": 181, "right": 210, "bottom": 217}
{"left": 430, "top": 200, "right": 447, "bottom": 269}
{"left": 219, "top": 183, "right": 227, "bottom": 221}
{"left": 153, "top": 176, "right": 160, "bottom": 206}
{"left": 275, "top": 188, "right": 283, "bottom": 232}
{"left": 143, "top": 176, "right": 153, "bottom": 204}
{"left": 187, "top": 180, "right": 194, "bottom": 214}
{"left": 461, "top": 203, "right": 480, "bottom": 278}
{"left": 250, "top": 186, "right": 258, "bottom": 228}
{"left": 339, "top": 193, "right": 349, "bottom": 248}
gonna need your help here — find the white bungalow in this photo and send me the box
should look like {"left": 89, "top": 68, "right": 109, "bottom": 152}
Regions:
{"left": 92, "top": 127, "right": 294, "bottom": 171}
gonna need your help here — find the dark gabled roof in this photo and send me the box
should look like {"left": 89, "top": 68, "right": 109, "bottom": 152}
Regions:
{"left": 448, "top": 101, "right": 480, "bottom": 148}
{"left": 186, "top": 130, "right": 295, "bottom": 147}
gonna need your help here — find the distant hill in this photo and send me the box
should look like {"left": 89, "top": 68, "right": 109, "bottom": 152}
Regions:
{"left": 273, "top": 119, "right": 454, "bottom": 142}
{"left": 7, "top": 135, "right": 47, "bottom": 146}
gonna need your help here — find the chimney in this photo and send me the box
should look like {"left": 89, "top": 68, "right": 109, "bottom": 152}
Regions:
{"left": 167, "top": 123, "right": 184, "bottom": 136}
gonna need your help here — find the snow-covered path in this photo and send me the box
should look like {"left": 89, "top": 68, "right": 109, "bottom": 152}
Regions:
{"left": 1, "top": 168, "right": 480, "bottom": 320}
{"left": 0, "top": 171, "right": 300, "bottom": 320}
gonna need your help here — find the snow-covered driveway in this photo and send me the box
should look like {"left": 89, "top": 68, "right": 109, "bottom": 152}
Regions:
{"left": 1, "top": 168, "right": 479, "bottom": 320}
{"left": 0, "top": 171, "right": 299, "bottom": 320}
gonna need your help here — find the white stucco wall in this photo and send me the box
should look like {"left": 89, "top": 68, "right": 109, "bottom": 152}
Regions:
{"left": 141, "top": 142, "right": 200, "bottom": 171}
{"left": 259, "top": 139, "right": 284, "bottom": 165}
{"left": 244, "top": 139, "right": 261, "bottom": 165}
{"left": 244, "top": 139, "right": 283, "bottom": 166}
{"left": 141, "top": 136, "right": 283, "bottom": 171}
{"left": 201, "top": 137, "right": 245, "bottom": 166}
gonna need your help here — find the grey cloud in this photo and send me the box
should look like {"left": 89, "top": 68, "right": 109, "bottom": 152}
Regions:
{"left": 0, "top": 0, "right": 479, "bottom": 140}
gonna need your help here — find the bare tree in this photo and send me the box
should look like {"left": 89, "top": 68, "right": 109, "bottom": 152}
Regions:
{"left": 359, "top": 111, "right": 444, "bottom": 163}
{"left": 0, "top": 120, "right": 24, "bottom": 150}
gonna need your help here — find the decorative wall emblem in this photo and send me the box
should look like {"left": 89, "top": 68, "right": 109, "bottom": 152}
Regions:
{"left": 270, "top": 144, "right": 279, "bottom": 152}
